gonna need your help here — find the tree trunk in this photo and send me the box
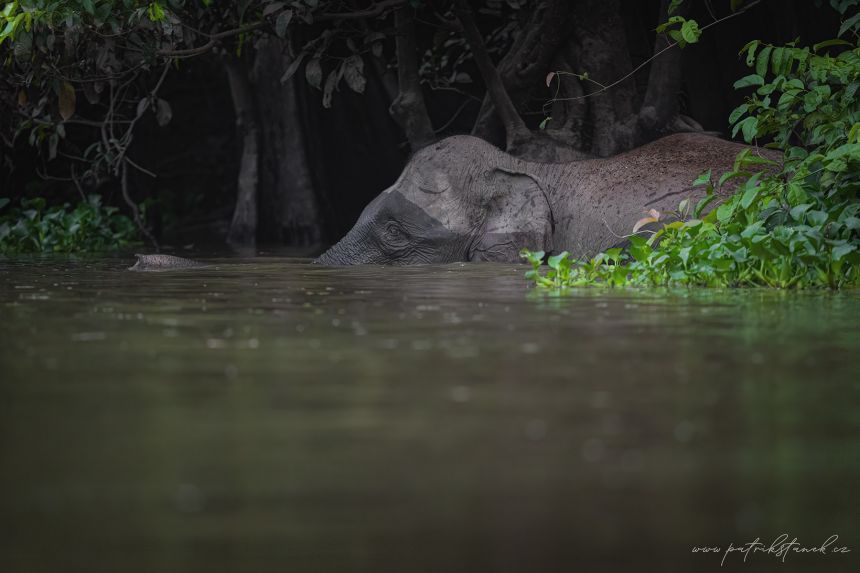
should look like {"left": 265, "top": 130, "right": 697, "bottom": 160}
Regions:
{"left": 567, "top": 0, "right": 638, "bottom": 156}
{"left": 251, "top": 37, "right": 324, "bottom": 247}
{"left": 546, "top": 50, "right": 587, "bottom": 152}
{"left": 224, "top": 56, "right": 259, "bottom": 248}
{"left": 612, "top": 0, "right": 700, "bottom": 151}
{"left": 389, "top": 7, "right": 436, "bottom": 150}
{"left": 637, "top": 0, "right": 684, "bottom": 135}
{"left": 453, "top": 0, "right": 531, "bottom": 151}
{"left": 471, "top": 0, "right": 572, "bottom": 147}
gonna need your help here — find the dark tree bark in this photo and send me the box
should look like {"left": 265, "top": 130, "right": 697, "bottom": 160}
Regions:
{"left": 224, "top": 56, "right": 259, "bottom": 248}
{"left": 611, "top": 0, "right": 703, "bottom": 152}
{"left": 453, "top": 0, "right": 531, "bottom": 151}
{"left": 251, "top": 37, "right": 323, "bottom": 247}
{"left": 567, "top": 0, "right": 639, "bottom": 156}
{"left": 639, "top": 0, "right": 683, "bottom": 130}
{"left": 389, "top": 7, "right": 436, "bottom": 150}
{"left": 545, "top": 50, "right": 587, "bottom": 151}
{"left": 471, "top": 0, "right": 572, "bottom": 148}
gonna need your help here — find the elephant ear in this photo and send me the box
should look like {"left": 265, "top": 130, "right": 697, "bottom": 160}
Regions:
{"left": 469, "top": 168, "right": 554, "bottom": 263}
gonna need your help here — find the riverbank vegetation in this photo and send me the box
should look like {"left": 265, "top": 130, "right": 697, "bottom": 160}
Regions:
{"left": 1, "top": 1, "right": 856, "bottom": 285}
{"left": 0, "top": 194, "right": 138, "bottom": 252}
{"left": 523, "top": 3, "right": 860, "bottom": 290}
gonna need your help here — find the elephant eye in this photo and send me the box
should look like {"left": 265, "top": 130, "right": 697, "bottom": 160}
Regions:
{"left": 384, "top": 221, "right": 409, "bottom": 242}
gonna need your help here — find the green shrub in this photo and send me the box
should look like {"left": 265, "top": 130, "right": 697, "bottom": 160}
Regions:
{"left": 523, "top": 28, "right": 860, "bottom": 290}
{"left": 0, "top": 195, "right": 139, "bottom": 254}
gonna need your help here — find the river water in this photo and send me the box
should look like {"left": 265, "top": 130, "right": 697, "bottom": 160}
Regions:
{"left": 0, "top": 255, "right": 858, "bottom": 573}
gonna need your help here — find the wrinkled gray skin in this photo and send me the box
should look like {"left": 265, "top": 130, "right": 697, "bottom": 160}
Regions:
{"left": 317, "top": 133, "right": 778, "bottom": 265}
{"left": 129, "top": 253, "right": 207, "bottom": 271}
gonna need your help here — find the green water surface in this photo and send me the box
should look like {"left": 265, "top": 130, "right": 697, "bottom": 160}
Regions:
{"left": 0, "top": 255, "right": 858, "bottom": 573}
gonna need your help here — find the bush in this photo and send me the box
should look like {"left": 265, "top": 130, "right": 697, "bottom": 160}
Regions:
{"left": 0, "top": 195, "right": 139, "bottom": 254}
{"left": 523, "top": 25, "right": 860, "bottom": 290}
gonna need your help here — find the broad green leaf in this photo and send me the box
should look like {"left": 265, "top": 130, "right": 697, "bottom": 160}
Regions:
{"left": 155, "top": 98, "right": 172, "bottom": 127}
{"left": 275, "top": 9, "right": 292, "bottom": 38}
{"left": 838, "top": 12, "right": 860, "bottom": 36}
{"left": 342, "top": 55, "right": 365, "bottom": 93}
{"left": 832, "top": 243, "right": 856, "bottom": 261}
{"left": 755, "top": 45, "right": 772, "bottom": 77}
{"left": 807, "top": 210, "right": 828, "bottom": 226}
{"left": 263, "top": 2, "right": 286, "bottom": 17}
{"left": 728, "top": 104, "right": 748, "bottom": 124}
{"left": 693, "top": 169, "right": 712, "bottom": 186}
{"left": 716, "top": 202, "right": 735, "bottom": 223}
{"left": 790, "top": 203, "right": 812, "bottom": 221}
{"left": 740, "top": 185, "right": 760, "bottom": 210}
{"left": 547, "top": 251, "right": 569, "bottom": 270}
{"left": 694, "top": 194, "right": 717, "bottom": 218}
{"left": 680, "top": 19, "right": 701, "bottom": 44}
{"left": 733, "top": 74, "right": 765, "bottom": 89}
{"left": 741, "top": 117, "right": 758, "bottom": 142}
{"left": 305, "top": 58, "right": 323, "bottom": 90}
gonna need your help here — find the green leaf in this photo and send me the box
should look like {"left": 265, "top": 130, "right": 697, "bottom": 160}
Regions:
{"left": 728, "top": 104, "right": 748, "bottom": 125}
{"left": 693, "top": 169, "right": 711, "bottom": 186}
{"left": 667, "top": 0, "right": 684, "bottom": 15}
{"left": 807, "top": 210, "right": 828, "bottom": 226}
{"left": 790, "top": 203, "right": 812, "bottom": 221}
{"left": 280, "top": 52, "right": 306, "bottom": 84}
{"left": 668, "top": 29, "right": 686, "bottom": 47}
{"left": 770, "top": 47, "right": 784, "bottom": 75}
{"left": 740, "top": 184, "right": 760, "bottom": 210}
{"left": 694, "top": 194, "right": 717, "bottom": 218}
{"left": 832, "top": 243, "right": 856, "bottom": 261}
{"left": 342, "top": 55, "right": 365, "bottom": 93}
{"left": 716, "top": 202, "right": 735, "bottom": 223}
{"left": 813, "top": 38, "right": 852, "bottom": 51}
{"left": 263, "top": 2, "right": 286, "bottom": 17}
{"left": 305, "top": 58, "right": 323, "bottom": 90}
{"left": 275, "top": 9, "right": 292, "bottom": 38}
{"left": 733, "top": 74, "right": 765, "bottom": 89}
{"left": 58, "top": 82, "right": 76, "bottom": 121}
{"left": 680, "top": 19, "right": 701, "bottom": 44}
{"left": 742, "top": 40, "right": 759, "bottom": 66}
{"left": 755, "top": 45, "right": 772, "bottom": 78}
{"left": 741, "top": 117, "right": 758, "bottom": 143}
{"left": 547, "top": 251, "right": 569, "bottom": 270}
{"left": 155, "top": 98, "right": 172, "bottom": 127}
{"left": 838, "top": 12, "right": 860, "bottom": 36}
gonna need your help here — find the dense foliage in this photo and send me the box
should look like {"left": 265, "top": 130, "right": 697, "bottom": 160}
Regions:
{"left": 1, "top": 0, "right": 527, "bottom": 252}
{"left": 0, "top": 194, "right": 138, "bottom": 252}
{"left": 524, "top": 3, "right": 860, "bottom": 289}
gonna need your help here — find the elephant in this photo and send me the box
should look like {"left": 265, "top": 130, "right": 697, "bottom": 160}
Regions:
{"left": 129, "top": 254, "right": 208, "bottom": 271}
{"left": 316, "top": 133, "right": 779, "bottom": 266}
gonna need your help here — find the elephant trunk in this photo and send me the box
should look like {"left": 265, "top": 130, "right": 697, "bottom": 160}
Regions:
{"left": 314, "top": 229, "right": 370, "bottom": 265}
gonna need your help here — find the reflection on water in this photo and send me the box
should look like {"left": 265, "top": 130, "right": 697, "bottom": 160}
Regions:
{"left": 0, "top": 255, "right": 858, "bottom": 573}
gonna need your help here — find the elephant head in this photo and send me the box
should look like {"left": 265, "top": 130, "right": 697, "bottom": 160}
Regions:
{"left": 316, "top": 136, "right": 554, "bottom": 265}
